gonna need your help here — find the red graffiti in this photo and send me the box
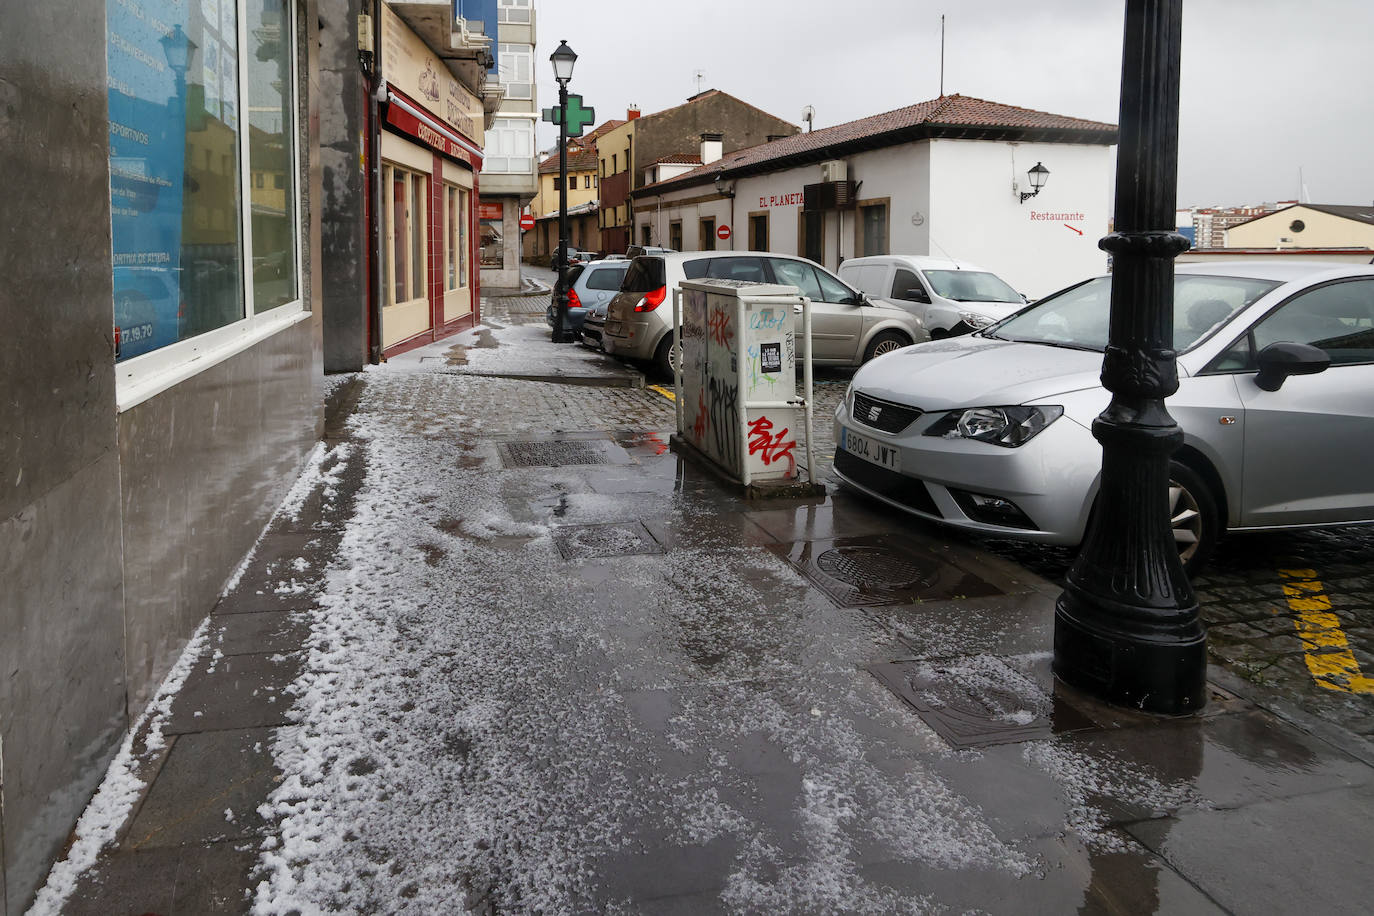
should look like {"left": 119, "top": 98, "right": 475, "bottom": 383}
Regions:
{"left": 708, "top": 306, "right": 734, "bottom": 348}
{"left": 747, "top": 415, "right": 797, "bottom": 474}
{"left": 693, "top": 387, "right": 709, "bottom": 441}
{"left": 645, "top": 432, "right": 669, "bottom": 455}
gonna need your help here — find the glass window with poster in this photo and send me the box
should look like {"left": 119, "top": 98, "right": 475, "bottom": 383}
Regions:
{"left": 443, "top": 184, "right": 470, "bottom": 291}
{"left": 106, "top": 0, "right": 302, "bottom": 402}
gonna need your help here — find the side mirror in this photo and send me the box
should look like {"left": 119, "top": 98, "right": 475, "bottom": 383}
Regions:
{"left": 1254, "top": 341, "right": 1330, "bottom": 391}
{"left": 903, "top": 287, "right": 931, "bottom": 304}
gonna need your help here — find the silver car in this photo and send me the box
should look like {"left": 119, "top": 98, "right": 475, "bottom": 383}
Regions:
{"left": 834, "top": 261, "right": 1374, "bottom": 571}
{"left": 602, "top": 251, "right": 927, "bottom": 376}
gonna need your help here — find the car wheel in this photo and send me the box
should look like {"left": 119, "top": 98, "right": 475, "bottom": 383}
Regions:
{"left": 862, "top": 330, "right": 909, "bottom": 363}
{"left": 1169, "top": 460, "right": 1219, "bottom": 575}
{"left": 653, "top": 334, "right": 681, "bottom": 379}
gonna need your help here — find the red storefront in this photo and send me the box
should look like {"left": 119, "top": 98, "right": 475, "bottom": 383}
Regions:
{"left": 374, "top": 6, "right": 485, "bottom": 356}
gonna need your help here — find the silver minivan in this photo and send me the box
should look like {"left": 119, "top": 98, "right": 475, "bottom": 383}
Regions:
{"left": 602, "top": 251, "right": 927, "bottom": 376}
{"left": 837, "top": 255, "right": 1026, "bottom": 337}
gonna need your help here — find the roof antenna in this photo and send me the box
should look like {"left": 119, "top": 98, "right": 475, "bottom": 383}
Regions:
{"left": 940, "top": 14, "right": 946, "bottom": 96}
{"left": 802, "top": 105, "right": 814, "bottom": 133}
{"left": 694, "top": 69, "right": 705, "bottom": 94}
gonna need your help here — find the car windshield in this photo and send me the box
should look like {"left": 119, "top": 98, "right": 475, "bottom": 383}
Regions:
{"left": 987, "top": 274, "right": 1282, "bottom": 352}
{"left": 924, "top": 270, "right": 1022, "bottom": 303}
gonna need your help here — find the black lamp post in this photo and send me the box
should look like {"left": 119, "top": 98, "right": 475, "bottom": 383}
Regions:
{"left": 1053, "top": 0, "right": 1205, "bottom": 714}
{"left": 550, "top": 39, "right": 577, "bottom": 343}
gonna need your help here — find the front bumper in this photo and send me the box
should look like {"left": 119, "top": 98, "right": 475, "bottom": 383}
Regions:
{"left": 832, "top": 397, "right": 1099, "bottom": 545}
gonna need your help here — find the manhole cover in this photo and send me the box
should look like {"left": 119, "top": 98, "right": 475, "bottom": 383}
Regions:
{"left": 815, "top": 545, "right": 939, "bottom": 591}
{"left": 770, "top": 534, "right": 1003, "bottom": 607}
{"left": 553, "top": 522, "right": 662, "bottom": 560}
{"left": 500, "top": 440, "right": 609, "bottom": 469}
{"left": 868, "top": 656, "right": 1097, "bottom": 749}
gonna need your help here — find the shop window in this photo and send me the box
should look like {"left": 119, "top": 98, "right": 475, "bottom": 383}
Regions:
{"left": 480, "top": 201, "right": 504, "bottom": 268}
{"left": 107, "top": 0, "right": 301, "bottom": 378}
{"left": 384, "top": 164, "right": 428, "bottom": 305}
{"left": 482, "top": 118, "right": 534, "bottom": 174}
{"left": 749, "top": 213, "right": 769, "bottom": 251}
{"left": 443, "top": 184, "right": 469, "bottom": 290}
{"left": 700, "top": 217, "right": 716, "bottom": 251}
{"left": 497, "top": 0, "right": 531, "bottom": 23}
{"left": 498, "top": 43, "right": 532, "bottom": 101}
{"left": 857, "top": 199, "right": 890, "bottom": 257}
{"left": 669, "top": 221, "right": 683, "bottom": 251}
{"left": 641, "top": 225, "right": 651, "bottom": 247}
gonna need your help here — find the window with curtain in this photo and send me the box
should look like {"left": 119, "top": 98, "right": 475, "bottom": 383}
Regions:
{"left": 384, "top": 164, "right": 427, "bottom": 305}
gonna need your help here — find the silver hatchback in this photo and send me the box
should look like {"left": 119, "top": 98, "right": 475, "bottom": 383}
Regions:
{"left": 602, "top": 251, "right": 927, "bottom": 376}
{"left": 835, "top": 261, "right": 1374, "bottom": 571}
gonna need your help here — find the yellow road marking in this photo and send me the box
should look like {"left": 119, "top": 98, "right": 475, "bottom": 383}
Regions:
{"left": 648, "top": 384, "right": 676, "bottom": 402}
{"left": 1277, "top": 568, "right": 1374, "bottom": 694}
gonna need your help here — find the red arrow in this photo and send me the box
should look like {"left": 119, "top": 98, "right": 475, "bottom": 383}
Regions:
{"left": 1064, "top": 223, "right": 1083, "bottom": 235}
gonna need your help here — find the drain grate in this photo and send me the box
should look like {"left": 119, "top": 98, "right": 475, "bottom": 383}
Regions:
{"left": 868, "top": 656, "right": 1097, "bottom": 749}
{"left": 771, "top": 534, "right": 1003, "bottom": 607}
{"left": 500, "top": 440, "right": 609, "bottom": 469}
{"left": 553, "top": 522, "right": 662, "bottom": 560}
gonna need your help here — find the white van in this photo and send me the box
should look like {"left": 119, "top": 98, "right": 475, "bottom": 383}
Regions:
{"left": 837, "top": 255, "right": 1026, "bottom": 337}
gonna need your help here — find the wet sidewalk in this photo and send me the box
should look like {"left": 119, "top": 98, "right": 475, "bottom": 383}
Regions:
{"left": 33, "top": 321, "right": 1374, "bottom": 914}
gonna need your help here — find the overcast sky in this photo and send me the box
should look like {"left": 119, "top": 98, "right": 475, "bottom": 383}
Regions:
{"left": 530, "top": 0, "right": 1374, "bottom": 209}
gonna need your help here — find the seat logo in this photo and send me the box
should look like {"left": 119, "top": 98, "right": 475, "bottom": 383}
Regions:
{"left": 868, "top": 405, "right": 883, "bottom": 422}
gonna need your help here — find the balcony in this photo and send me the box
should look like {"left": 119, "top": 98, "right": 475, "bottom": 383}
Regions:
{"left": 388, "top": 1, "right": 494, "bottom": 96}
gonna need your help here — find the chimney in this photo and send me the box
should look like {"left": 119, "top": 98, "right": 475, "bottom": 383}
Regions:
{"left": 627, "top": 105, "right": 641, "bottom": 120}
{"left": 700, "top": 132, "right": 723, "bottom": 165}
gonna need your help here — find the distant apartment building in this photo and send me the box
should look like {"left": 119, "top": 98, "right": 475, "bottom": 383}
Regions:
{"left": 1190, "top": 202, "right": 1295, "bottom": 248}
{"left": 596, "top": 91, "right": 798, "bottom": 253}
{"left": 479, "top": 0, "right": 539, "bottom": 287}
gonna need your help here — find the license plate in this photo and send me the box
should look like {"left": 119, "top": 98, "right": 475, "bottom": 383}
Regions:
{"left": 605, "top": 320, "right": 623, "bottom": 336}
{"left": 841, "top": 427, "right": 900, "bottom": 471}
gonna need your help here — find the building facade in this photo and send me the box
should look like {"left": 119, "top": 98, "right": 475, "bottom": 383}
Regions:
{"left": 597, "top": 92, "right": 798, "bottom": 254}
{"left": 478, "top": 0, "right": 539, "bottom": 288}
{"left": 318, "top": 0, "right": 498, "bottom": 369}
{"left": 630, "top": 95, "right": 1118, "bottom": 299}
{"left": 2, "top": 0, "right": 325, "bottom": 908}
{"left": 1223, "top": 203, "right": 1374, "bottom": 250}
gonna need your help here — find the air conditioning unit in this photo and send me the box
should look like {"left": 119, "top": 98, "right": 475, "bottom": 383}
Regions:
{"left": 820, "top": 160, "right": 847, "bottom": 183}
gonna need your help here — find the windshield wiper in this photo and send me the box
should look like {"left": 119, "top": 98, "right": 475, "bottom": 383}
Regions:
{"left": 1003, "top": 337, "right": 1101, "bottom": 352}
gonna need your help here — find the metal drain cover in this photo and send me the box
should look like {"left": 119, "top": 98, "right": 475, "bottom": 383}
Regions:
{"left": 868, "top": 656, "right": 1097, "bottom": 749}
{"left": 500, "top": 439, "right": 611, "bottom": 469}
{"left": 553, "top": 522, "right": 662, "bottom": 560}
{"left": 770, "top": 534, "right": 1003, "bottom": 607}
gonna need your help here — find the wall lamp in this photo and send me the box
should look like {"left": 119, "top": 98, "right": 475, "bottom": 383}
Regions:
{"left": 1019, "top": 162, "right": 1049, "bottom": 203}
{"left": 713, "top": 173, "right": 734, "bottom": 198}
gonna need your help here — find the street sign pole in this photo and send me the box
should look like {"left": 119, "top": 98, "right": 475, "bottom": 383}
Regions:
{"left": 1053, "top": 0, "right": 1205, "bottom": 714}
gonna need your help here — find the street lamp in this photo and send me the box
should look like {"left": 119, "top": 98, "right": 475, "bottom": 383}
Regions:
{"left": 551, "top": 40, "right": 577, "bottom": 343}
{"left": 1019, "top": 162, "right": 1049, "bottom": 203}
{"left": 1052, "top": 0, "right": 1206, "bottom": 714}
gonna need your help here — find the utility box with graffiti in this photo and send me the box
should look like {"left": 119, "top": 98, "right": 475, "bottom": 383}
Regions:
{"left": 672, "top": 279, "right": 818, "bottom": 493}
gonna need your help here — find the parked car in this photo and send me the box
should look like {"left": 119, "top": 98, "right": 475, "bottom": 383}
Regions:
{"left": 602, "top": 251, "right": 928, "bottom": 376}
{"left": 548, "top": 248, "right": 594, "bottom": 270}
{"left": 625, "top": 245, "right": 676, "bottom": 259}
{"left": 837, "top": 255, "right": 1026, "bottom": 337}
{"left": 545, "top": 259, "right": 631, "bottom": 337}
{"left": 581, "top": 299, "right": 610, "bottom": 350}
{"left": 834, "top": 261, "right": 1374, "bottom": 572}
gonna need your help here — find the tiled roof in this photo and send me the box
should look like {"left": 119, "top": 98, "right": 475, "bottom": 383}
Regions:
{"left": 648, "top": 153, "right": 703, "bottom": 166}
{"left": 1297, "top": 204, "right": 1374, "bottom": 226}
{"left": 633, "top": 94, "right": 1117, "bottom": 196}
{"left": 584, "top": 119, "right": 626, "bottom": 142}
{"left": 538, "top": 146, "right": 599, "bottom": 174}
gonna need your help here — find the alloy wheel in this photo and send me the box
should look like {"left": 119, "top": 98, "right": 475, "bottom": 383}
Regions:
{"left": 1169, "top": 479, "right": 1203, "bottom": 564}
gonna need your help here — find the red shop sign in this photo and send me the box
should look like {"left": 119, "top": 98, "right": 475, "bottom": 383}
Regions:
{"left": 478, "top": 202, "right": 504, "bottom": 220}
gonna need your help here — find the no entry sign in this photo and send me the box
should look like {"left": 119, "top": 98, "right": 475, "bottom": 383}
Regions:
{"left": 519, "top": 214, "right": 536, "bottom": 231}
{"left": 717, "top": 224, "right": 731, "bottom": 241}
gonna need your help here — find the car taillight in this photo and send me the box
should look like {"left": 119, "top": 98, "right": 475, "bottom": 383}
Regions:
{"left": 635, "top": 286, "right": 667, "bottom": 311}
{"left": 568, "top": 288, "right": 582, "bottom": 310}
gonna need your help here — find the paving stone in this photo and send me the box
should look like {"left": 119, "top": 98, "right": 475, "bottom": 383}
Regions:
{"left": 122, "top": 728, "right": 280, "bottom": 849}
{"left": 207, "top": 611, "right": 310, "bottom": 656}
{"left": 165, "top": 652, "right": 300, "bottom": 734}
{"left": 1124, "top": 784, "right": 1374, "bottom": 916}
{"left": 64, "top": 840, "right": 256, "bottom": 915}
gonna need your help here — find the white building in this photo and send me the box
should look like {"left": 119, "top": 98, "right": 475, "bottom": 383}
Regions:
{"left": 630, "top": 95, "right": 1118, "bottom": 299}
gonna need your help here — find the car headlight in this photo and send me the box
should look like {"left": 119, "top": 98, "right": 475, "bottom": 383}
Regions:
{"left": 842, "top": 381, "right": 856, "bottom": 414}
{"left": 924, "top": 405, "right": 1063, "bottom": 448}
{"left": 957, "top": 310, "right": 995, "bottom": 330}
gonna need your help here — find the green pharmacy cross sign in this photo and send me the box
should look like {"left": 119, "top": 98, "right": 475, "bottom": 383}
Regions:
{"left": 542, "top": 94, "right": 595, "bottom": 138}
